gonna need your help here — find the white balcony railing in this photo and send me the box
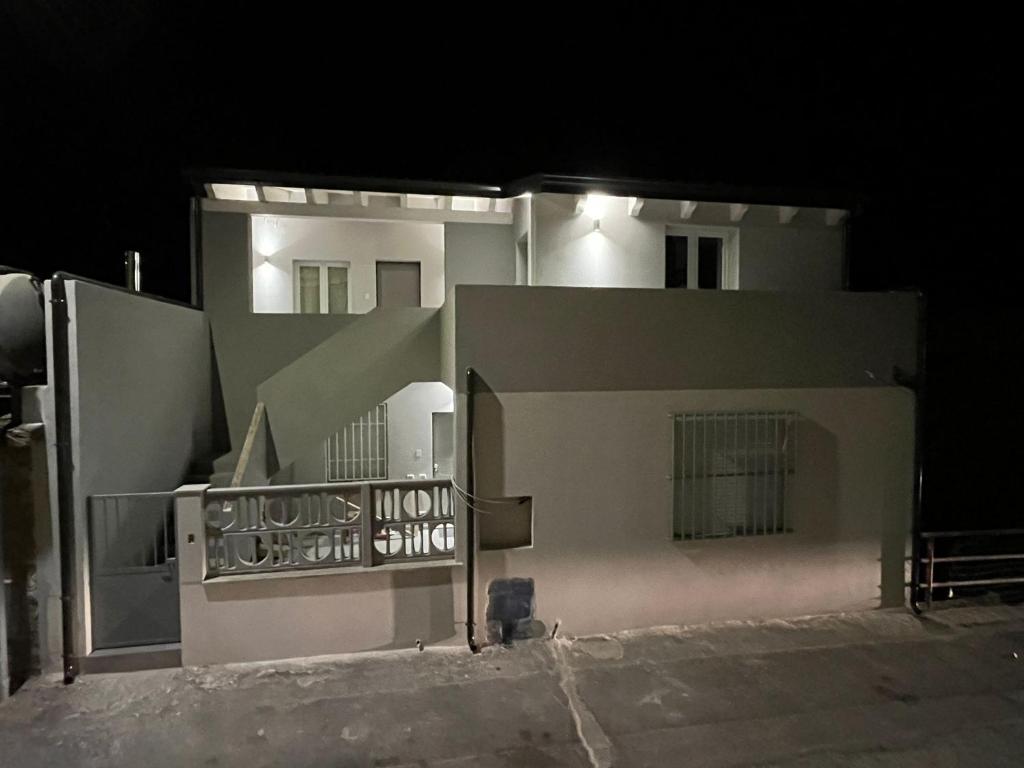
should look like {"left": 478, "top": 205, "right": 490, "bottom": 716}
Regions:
{"left": 203, "top": 478, "right": 455, "bottom": 576}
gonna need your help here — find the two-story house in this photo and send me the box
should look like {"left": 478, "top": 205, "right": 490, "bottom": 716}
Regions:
{"left": 19, "top": 171, "right": 918, "bottom": 678}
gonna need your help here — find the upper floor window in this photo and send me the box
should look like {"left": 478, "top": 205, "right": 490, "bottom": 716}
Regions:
{"left": 295, "top": 261, "right": 349, "bottom": 314}
{"left": 665, "top": 226, "right": 739, "bottom": 290}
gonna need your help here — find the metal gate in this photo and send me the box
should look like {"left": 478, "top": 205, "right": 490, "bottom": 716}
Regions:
{"left": 88, "top": 493, "right": 179, "bottom": 649}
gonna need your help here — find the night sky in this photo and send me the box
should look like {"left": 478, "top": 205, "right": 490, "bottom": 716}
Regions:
{"left": 2, "top": 4, "right": 1014, "bottom": 530}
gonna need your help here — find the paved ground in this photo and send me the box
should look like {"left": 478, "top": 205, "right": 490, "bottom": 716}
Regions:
{"left": 2, "top": 605, "right": 1024, "bottom": 767}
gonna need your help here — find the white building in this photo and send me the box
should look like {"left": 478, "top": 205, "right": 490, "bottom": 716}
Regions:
{"left": 7, "top": 172, "right": 919, "bottom": 678}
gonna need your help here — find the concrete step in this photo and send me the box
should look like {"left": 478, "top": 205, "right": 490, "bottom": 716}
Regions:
{"left": 79, "top": 643, "right": 181, "bottom": 674}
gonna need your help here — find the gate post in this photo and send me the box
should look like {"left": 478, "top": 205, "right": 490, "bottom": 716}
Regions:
{"left": 175, "top": 484, "right": 209, "bottom": 667}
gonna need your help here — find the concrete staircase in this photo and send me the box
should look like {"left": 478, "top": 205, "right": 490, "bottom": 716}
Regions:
{"left": 255, "top": 307, "right": 441, "bottom": 473}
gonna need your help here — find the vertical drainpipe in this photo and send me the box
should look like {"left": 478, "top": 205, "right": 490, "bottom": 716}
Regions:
{"left": 909, "top": 291, "right": 928, "bottom": 613}
{"left": 189, "top": 197, "right": 204, "bottom": 309}
{"left": 124, "top": 251, "right": 141, "bottom": 293}
{"left": 465, "top": 366, "right": 479, "bottom": 652}
{"left": 49, "top": 275, "right": 78, "bottom": 682}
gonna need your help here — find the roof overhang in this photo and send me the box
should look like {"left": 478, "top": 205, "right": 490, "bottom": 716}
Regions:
{"left": 186, "top": 169, "right": 862, "bottom": 213}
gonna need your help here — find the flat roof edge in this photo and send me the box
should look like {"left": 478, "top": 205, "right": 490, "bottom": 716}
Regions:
{"left": 185, "top": 169, "right": 862, "bottom": 211}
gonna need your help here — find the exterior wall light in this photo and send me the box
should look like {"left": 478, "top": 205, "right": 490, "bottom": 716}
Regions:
{"left": 583, "top": 193, "right": 609, "bottom": 219}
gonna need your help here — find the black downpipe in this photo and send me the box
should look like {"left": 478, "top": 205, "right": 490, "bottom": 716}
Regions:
{"left": 909, "top": 292, "right": 928, "bottom": 614}
{"left": 189, "top": 197, "right": 204, "bottom": 310}
{"left": 465, "top": 367, "right": 479, "bottom": 652}
{"left": 49, "top": 276, "right": 78, "bottom": 682}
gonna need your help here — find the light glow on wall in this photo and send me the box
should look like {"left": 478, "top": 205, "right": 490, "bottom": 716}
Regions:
{"left": 583, "top": 193, "right": 611, "bottom": 220}
{"left": 451, "top": 196, "right": 491, "bottom": 212}
{"left": 251, "top": 257, "right": 290, "bottom": 313}
{"left": 210, "top": 183, "right": 259, "bottom": 201}
{"left": 252, "top": 216, "right": 289, "bottom": 257}
{"left": 262, "top": 186, "right": 307, "bottom": 204}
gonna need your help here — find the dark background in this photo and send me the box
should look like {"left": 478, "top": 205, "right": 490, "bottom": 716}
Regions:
{"left": 2, "top": 3, "right": 1015, "bottom": 531}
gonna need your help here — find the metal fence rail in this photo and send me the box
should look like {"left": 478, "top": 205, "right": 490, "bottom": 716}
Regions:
{"left": 673, "top": 411, "right": 799, "bottom": 540}
{"left": 88, "top": 492, "right": 177, "bottom": 576}
{"left": 324, "top": 404, "right": 388, "bottom": 481}
{"left": 916, "top": 528, "right": 1024, "bottom": 609}
{"left": 204, "top": 478, "right": 455, "bottom": 576}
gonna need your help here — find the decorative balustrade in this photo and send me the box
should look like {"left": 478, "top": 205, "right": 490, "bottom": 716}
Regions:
{"left": 203, "top": 479, "right": 456, "bottom": 576}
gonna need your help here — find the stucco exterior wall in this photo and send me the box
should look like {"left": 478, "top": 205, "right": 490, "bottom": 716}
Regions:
{"left": 468, "top": 388, "right": 913, "bottom": 638}
{"left": 283, "top": 381, "right": 454, "bottom": 485}
{"left": 177, "top": 383, "right": 912, "bottom": 666}
{"left": 385, "top": 382, "right": 453, "bottom": 480}
{"left": 530, "top": 194, "right": 845, "bottom": 291}
{"left": 738, "top": 224, "right": 844, "bottom": 290}
{"left": 533, "top": 194, "right": 666, "bottom": 288}
{"left": 250, "top": 216, "right": 445, "bottom": 314}
{"left": 452, "top": 285, "right": 918, "bottom": 393}
{"left": 180, "top": 270, "right": 916, "bottom": 666}
{"left": 203, "top": 211, "right": 357, "bottom": 452}
{"left": 204, "top": 212, "right": 448, "bottom": 473}
{"left": 175, "top": 486, "right": 463, "bottom": 666}
{"left": 444, "top": 223, "right": 515, "bottom": 293}
{"left": 50, "top": 281, "right": 213, "bottom": 655}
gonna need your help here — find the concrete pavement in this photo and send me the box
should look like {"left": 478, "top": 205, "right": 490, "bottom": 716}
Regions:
{"left": 2, "top": 605, "right": 1023, "bottom": 767}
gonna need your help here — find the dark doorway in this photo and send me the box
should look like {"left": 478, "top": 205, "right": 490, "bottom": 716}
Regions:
{"left": 665, "top": 235, "right": 688, "bottom": 288}
{"left": 375, "top": 262, "right": 421, "bottom": 308}
{"left": 697, "top": 237, "right": 722, "bottom": 289}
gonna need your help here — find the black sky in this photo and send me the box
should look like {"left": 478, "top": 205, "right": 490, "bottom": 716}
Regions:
{"left": 1, "top": 3, "right": 1017, "bottom": 529}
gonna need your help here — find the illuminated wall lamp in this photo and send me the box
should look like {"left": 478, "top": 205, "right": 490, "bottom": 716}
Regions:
{"left": 583, "top": 193, "right": 609, "bottom": 231}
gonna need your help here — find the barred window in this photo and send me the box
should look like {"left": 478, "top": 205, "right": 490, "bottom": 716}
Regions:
{"left": 324, "top": 404, "right": 388, "bottom": 481}
{"left": 673, "top": 411, "right": 798, "bottom": 540}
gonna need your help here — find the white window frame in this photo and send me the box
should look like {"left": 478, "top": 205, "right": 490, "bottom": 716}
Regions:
{"left": 665, "top": 225, "right": 740, "bottom": 290}
{"left": 293, "top": 260, "right": 351, "bottom": 314}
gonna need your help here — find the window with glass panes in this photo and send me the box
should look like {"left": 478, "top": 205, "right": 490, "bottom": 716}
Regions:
{"left": 294, "top": 261, "right": 350, "bottom": 314}
{"left": 664, "top": 226, "right": 738, "bottom": 290}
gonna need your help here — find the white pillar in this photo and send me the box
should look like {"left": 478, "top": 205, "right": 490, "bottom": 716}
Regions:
{"left": 175, "top": 484, "right": 209, "bottom": 667}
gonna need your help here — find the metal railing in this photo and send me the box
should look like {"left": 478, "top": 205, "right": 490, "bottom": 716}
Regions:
{"left": 916, "top": 529, "right": 1024, "bottom": 610}
{"left": 88, "top": 492, "right": 177, "bottom": 578}
{"left": 673, "top": 411, "right": 799, "bottom": 540}
{"left": 324, "top": 404, "right": 388, "bottom": 481}
{"left": 203, "top": 478, "right": 455, "bottom": 576}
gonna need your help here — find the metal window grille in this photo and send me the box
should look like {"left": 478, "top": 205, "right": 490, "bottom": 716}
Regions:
{"left": 673, "top": 411, "right": 798, "bottom": 540}
{"left": 324, "top": 404, "right": 388, "bottom": 481}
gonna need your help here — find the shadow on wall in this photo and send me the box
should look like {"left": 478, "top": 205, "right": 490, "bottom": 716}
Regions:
{"left": 793, "top": 416, "right": 904, "bottom": 608}
{"left": 794, "top": 418, "right": 840, "bottom": 541}
{"left": 471, "top": 373, "right": 504, "bottom": 496}
{"left": 208, "top": 332, "right": 231, "bottom": 459}
{"left": 470, "top": 379, "right": 534, "bottom": 549}
{"left": 469, "top": 377, "right": 545, "bottom": 644}
{"left": 1, "top": 437, "right": 40, "bottom": 693}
